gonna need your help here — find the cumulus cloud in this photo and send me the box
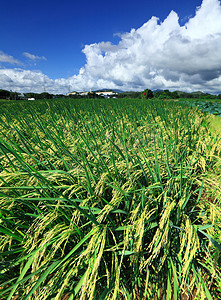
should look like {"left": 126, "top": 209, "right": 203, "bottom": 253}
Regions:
{"left": 0, "top": 51, "right": 21, "bottom": 65}
{"left": 0, "top": 69, "right": 68, "bottom": 94}
{"left": 66, "top": 0, "right": 221, "bottom": 93}
{"left": 0, "top": 0, "right": 221, "bottom": 94}
{"left": 23, "top": 52, "right": 47, "bottom": 61}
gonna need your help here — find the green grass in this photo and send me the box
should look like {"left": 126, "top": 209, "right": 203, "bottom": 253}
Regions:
{"left": 0, "top": 98, "right": 220, "bottom": 299}
{"left": 208, "top": 114, "right": 221, "bottom": 136}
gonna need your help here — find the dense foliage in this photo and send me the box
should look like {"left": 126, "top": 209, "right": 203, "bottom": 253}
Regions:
{"left": 0, "top": 98, "right": 220, "bottom": 299}
{"left": 188, "top": 100, "right": 221, "bottom": 116}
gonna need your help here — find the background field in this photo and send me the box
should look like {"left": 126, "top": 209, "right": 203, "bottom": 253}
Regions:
{"left": 0, "top": 98, "right": 221, "bottom": 299}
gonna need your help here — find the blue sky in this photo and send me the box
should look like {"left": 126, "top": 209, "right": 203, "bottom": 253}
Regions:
{"left": 1, "top": 0, "right": 221, "bottom": 94}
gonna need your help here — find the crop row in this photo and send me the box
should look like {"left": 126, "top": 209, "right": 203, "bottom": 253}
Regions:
{"left": 0, "top": 98, "right": 220, "bottom": 299}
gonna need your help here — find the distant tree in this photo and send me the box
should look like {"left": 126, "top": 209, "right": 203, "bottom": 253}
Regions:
{"left": 0, "top": 89, "right": 10, "bottom": 99}
{"left": 54, "top": 94, "right": 66, "bottom": 98}
{"left": 25, "top": 93, "right": 36, "bottom": 99}
{"left": 24, "top": 92, "right": 54, "bottom": 99}
{"left": 87, "top": 92, "right": 97, "bottom": 99}
{"left": 163, "top": 90, "right": 170, "bottom": 97}
{"left": 142, "top": 89, "right": 154, "bottom": 99}
{"left": 120, "top": 92, "right": 141, "bottom": 99}
{"left": 162, "top": 90, "right": 175, "bottom": 99}
{"left": 171, "top": 91, "right": 179, "bottom": 99}
{"left": 154, "top": 90, "right": 179, "bottom": 99}
{"left": 9, "top": 91, "right": 19, "bottom": 100}
{"left": 203, "top": 94, "right": 216, "bottom": 100}
{"left": 67, "top": 93, "right": 80, "bottom": 99}
{"left": 177, "top": 92, "right": 189, "bottom": 98}
{"left": 154, "top": 91, "right": 164, "bottom": 98}
{"left": 39, "top": 92, "right": 53, "bottom": 99}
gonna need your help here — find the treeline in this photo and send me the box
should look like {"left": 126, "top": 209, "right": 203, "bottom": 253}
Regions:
{"left": 0, "top": 89, "right": 105, "bottom": 100}
{"left": 0, "top": 89, "right": 64, "bottom": 100}
{"left": 127, "top": 89, "right": 221, "bottom": 100}
{"left": 103, "top": 89, "right": 221, "bottom": 99}
{"left": 1, "top": 88, "right": 221, "bottom": 100}
{"left": 152, "top": 89, "right": 221, "bottom": 100}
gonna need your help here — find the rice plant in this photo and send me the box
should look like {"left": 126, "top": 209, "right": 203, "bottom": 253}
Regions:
{"left": 0, "top": 98, "right": 220, "bottom": 299}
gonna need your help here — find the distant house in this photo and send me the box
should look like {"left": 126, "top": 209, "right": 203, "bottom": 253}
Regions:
{"left": 68, "top": 91, "right": 90, "bottom": 96}
{"left": 67, "top": 90, "right": 118, "bottom": 98}
{"left": 95, "top": 91, "right": 117, "bottom": 98}
{"left": 18, "top": 93, "right": 26, "bottom": 100}
{"left": 80, "top": 92, "right": 89, "bottom": 96}
{"left": 67, "top": 91, "right": 78, "bottom": 96}
{"left": 95, "top": 91, "right": 117, "bottom": 97}
{"left": 28, "top": 98, "right": 35, "bottom": 101}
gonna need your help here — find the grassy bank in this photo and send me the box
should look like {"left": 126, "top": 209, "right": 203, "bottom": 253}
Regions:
{"left": 0, "top": 98, "right": 220, "bottom": 299}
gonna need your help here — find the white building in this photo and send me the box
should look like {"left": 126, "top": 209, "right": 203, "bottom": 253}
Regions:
{"left": 67, "top": 90, "right": 118, "bottom": 98}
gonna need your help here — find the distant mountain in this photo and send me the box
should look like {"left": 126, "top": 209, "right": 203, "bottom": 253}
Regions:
{"left": 174, "top": 90, "right": 205, "bottom": 97}
{"left": 153, "top": 89, "right": 164, "bottom": 94}
{"left": 190, "top": 91, "right": 204, "bottom": 95}
{"left": 112, "top": 89, "right": 125, "bottom": 93}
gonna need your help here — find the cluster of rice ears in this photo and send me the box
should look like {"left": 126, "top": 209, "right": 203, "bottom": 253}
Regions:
{"left": 0, "top": 98, "right": 220, "bottom": 299}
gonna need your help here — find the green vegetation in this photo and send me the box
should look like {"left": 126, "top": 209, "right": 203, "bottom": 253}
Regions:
{"left": 208, "top": 114, "right": 221, "bottom": 136}
{"left": 117, "top": 91, "right": 142, "bottom": 99}
{"left": 0, "top": 98, "right": 220, "bottom": 299}
{"left": 153, "top": 90, "right": 221, "bottom": 100}
{"left": 1, "top": 87, "right": 221, "bottom": 101}
{"left": 153, "top": 90, "right": 179, "bottom": 99}
{"left": 0, "top": 90, "right": 63, "bottom": 101}
{"left": 188, "top": 101, "right": 221, "bottom": 116}
{"left": 118, "top": 89, "right": 221, "bottom": 100}
{"left": 141, "top": 89, "right": 154, "bottom": 99}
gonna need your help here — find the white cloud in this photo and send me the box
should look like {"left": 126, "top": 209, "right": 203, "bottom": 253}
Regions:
{"left": 66, "top": 0, "right": 221, "bottom": 94}
{"left": 0, "top": 0, "right": 221, "bottom": 94}
{"left": 0, "top": 69, "right": 68, "bottom": 94}
{"left": 23, "top": 52, "right": 47, "bottom": 61}
{"left": 0, "top": 51, "right": 21, "bottom": 65}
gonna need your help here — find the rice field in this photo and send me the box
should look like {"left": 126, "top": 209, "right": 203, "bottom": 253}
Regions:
{"left": 0, "top": 98, "right": 221, "bottom": 299}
